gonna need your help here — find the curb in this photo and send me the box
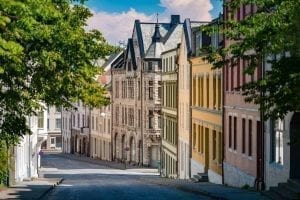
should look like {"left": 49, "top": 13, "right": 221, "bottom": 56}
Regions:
{"left": 37, "top": 178, "right": 64, "bottom": 200}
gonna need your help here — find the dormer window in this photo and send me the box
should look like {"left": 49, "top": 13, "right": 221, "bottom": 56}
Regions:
{"left": 148, "top": 62, "right": 153, "bottom": 71}
{"left": 127, "top": 60, "right": 132, "bottom": 71}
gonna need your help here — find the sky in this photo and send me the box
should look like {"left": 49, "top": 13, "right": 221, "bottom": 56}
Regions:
{"left": 85, "top": 0, "right": 223, "bottom": 45}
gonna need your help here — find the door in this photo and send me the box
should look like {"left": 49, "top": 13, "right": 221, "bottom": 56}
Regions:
{"left": 290, "top": 112, "right": 300, "bottom": 178}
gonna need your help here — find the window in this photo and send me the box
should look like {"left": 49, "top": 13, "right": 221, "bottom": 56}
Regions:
{"left": 158, "top": 81, "right": 162, "bottom": 99}
{"left": 229, "top": 116, "right": 232, "bottom": 148}
{"left": 149, "top": 81, "right": 153, "bottom": 100}
{"left": 192, "top": 77, "right": 196, "bottom": 106}
{"left": 206, "top": 75, "right": 209, "bottom": 108}
{"left": 138, "top": 109, "right": 141, "bottom": 128}
{"left": 233, "top": 117, "right": 237, "bottom": 150}
{"left": 271, "top": 119, "right": 284, "bottom": 164}
{"left": 47, "top": 119, "right": 49, "bottom": 130}
{"left": 248, "top": 119, "right": 252, "bottom": 156}
{"left": 213, "top": 130, "right": 217, "bottom": 160}
{"left": 82, "top": 114, "right": 85, "bottom": 127}
{"left": 148, "top": 62, "right": 153, "bottom": 71}
{"left": 38, "top": 111, "right": 44, "bottom": 128}
{"left": 128, "top": 108, "right": 134, "bottom": 126}
{"left": 55, "top": 119, "right": 61, "bottom": 129}
{"left": 115, "top": 81, "right": 119, "bottom": 98}
{"left": 92, "top": 116, "right": 94, "bottom": 130}
{"left": 158, "top": 116, "right": 161, "bottom": 129}
{"left": 138, "top": 79, "right": 141, "bottom": 100}
{"left": 193, "top": 124, "right": 196, "bottom": 148}
{"left": 148, "top": 110, "right": 153, "bottom": 129}
{"left": 213, "top": 75, "right": 216, "bottom": 108}
{"left": 242, "top": 118, "right": 246, "bottom": 154}
{"left": 127, "top": 60, "right": 132, "bottom": 71}
{"left": 56, "top": 106, "right": 62, "bottom": 113}
{"left": 77, "top": 114, "right": 80, "bottom": 127}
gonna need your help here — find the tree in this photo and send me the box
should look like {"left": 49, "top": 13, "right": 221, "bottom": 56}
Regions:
{"left": 205, "top": 0, "right": 300, "bottom": 119}
{"left": 0, "top": 0, "right": 116, "bottom": 145}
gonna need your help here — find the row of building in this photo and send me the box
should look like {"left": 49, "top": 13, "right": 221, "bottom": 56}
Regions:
{"left": 61, "top": 12, "right": 300, "bottom": 191}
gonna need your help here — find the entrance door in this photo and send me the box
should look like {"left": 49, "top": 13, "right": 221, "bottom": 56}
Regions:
{"left": 290, "top": 112, "right": 300, "bottom": 178}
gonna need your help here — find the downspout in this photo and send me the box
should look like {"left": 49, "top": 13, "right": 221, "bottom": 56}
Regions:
{"left": 141, "top": 61, "right": 144, "bottom": 166}
{"left": 221, "top": 61, "right": 225, "bottom": 185}
{"left": 221, "top": 2, "right": 225, "bottom": 185}
{"left": 188, "top": 58, "right": 192, "bottom": 179}
{"left": 111, "top": 69, "right": 114, "bottom": 161}
{"left": 255, "top": 56, "right": 265, "bottom": 190}
{"left": 176, "top": 48, "right": 179, "bottom": 178}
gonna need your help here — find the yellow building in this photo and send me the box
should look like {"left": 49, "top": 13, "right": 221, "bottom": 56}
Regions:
{"left": 190, "top": 55, "right": 222, "bottom": 184}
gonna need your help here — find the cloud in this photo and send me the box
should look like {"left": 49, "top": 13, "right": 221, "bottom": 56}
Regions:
{"left": 160, "top": 0, "right": 213, "bottom": 21}
{"left": 87, "top": 0, "right": 213, "bottom": 44}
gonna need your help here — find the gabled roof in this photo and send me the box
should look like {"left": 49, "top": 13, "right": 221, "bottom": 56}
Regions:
{"left": 125, "top": 39, "right": 137, "bottom": 70}
{"left": 111, "top": 51, "right": 125, "bottom": 69}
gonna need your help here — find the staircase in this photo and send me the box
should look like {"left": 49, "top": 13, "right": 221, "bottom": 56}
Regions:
{"left": 191, "top": 173, "right": 208, "bottom": 183}
{"left": 264, "top": 179, "right": 300, "bottom": 200}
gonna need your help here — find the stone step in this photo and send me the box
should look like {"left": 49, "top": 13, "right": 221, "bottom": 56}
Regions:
{"left": 270, "top": 186, "right": 298, "bottom": 200}
{"left": 262, "top": 191, "right": 283, "bottom": 200}
{"left": 288, "top": 179, "right": 300, "bottom": 189}
{"left": 279, "top": 182, "right": 300, "bottom": 197}
{"left": 193, "top": 173, "right": 208, "bottom": 182}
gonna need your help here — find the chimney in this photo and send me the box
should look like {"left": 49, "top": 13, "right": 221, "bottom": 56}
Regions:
{"left": 170, "top": 15, "right": 180, "bottom": 26}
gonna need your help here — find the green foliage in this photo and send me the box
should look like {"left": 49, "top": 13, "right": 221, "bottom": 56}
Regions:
{"left": 0, "top": 142, "right": 8, "bottom": 185}
{"left": 0, "top": 0, "right": 117, "bottom": 145}
{"left": 204, "top": 0, "right": 300, "bottom": 119}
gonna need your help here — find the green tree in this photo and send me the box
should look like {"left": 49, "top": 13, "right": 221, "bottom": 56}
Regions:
{"left": 205, "top": 0, "right": 300, "bottom": 119}
{"left": 0, "top": 0, "right": 116, "bottom": 145}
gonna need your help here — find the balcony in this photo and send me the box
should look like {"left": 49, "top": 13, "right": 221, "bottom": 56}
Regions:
{"left": 80, "top": 127, "right": 89, "bottom": 135}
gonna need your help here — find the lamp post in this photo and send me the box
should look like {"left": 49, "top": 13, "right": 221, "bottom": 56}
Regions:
{"left": 124, "top": 146, "right": 129, "bottom": 169}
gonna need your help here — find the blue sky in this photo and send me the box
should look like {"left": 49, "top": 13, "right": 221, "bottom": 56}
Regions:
{"left": 85, "top": 0, "right": 223, "bottom": 44}
{"left": 85, "top": 0, "right": 222, "bottom": 18}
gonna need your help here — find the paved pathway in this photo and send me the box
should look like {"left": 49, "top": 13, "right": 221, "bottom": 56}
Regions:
{"left": 40, "top": 153, "right": 211, "bottom": 200}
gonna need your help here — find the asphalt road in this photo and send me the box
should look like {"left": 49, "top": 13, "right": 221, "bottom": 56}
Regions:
{"left": 40, "top": 153, "right": 211, "bottom": 200}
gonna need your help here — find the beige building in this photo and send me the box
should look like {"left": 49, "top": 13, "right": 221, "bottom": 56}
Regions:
{"left": 161, "top": 47, "right": 178, "bottom": 178}
{"left": 90, "top": 53, "right": 119, "bottom": 161}
{"left": 111, "top": 16, "right": 186, "bottom": 167}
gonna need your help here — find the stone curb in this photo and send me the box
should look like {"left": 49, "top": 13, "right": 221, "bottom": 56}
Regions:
{"left": 37, "top": 178, "right": 63, "bottom": 200}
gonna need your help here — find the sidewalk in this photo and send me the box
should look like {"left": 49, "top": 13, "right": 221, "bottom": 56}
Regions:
{"left": 0, "top": 178, "right": 62, "bottom": 200}
{"left": 140, "top": 176, "right": 271, "bottom": 200}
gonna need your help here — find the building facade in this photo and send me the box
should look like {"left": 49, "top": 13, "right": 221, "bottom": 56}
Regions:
{"left": 161, "top": 47, "right": 178, "bottom": 178}
{"left": 223, "top": 4, "right": 263, "bottom": 187}
{"left": 14, "top": 109, "right": 47, "bottom": 182}
{"left": 43, "top": 106, "right": 62, "bottom": 150}
{"left": 190, "top": 19, "right": 223, "bottom": 184}
{"left": 111, "top": 15, "right": 185, "bottom": 167}
{"left": 89, "top": 53, "right": 119, "bottom": 161}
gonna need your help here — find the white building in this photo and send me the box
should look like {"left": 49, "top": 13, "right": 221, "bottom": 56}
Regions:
{"left": 41, "top": 106, "right": 62, "bottom": 150}
{"left": 14, "top": 109, "right": 47, "bottom": 182}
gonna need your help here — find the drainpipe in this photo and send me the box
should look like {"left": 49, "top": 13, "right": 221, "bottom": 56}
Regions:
{"left": 111, "top": 69, "right": 114, "bottom": 161}
{"left": 141, "top": 61, "right": 144, "bottom": 166}
{"left": 176, "top": 48, "right": 179, "bottom": 178}
{"left": 221, "top": 5, "right": 225, "bottom": 185}
{"left": 188, "top": 58, "right": 193, "bottom": 179}
{"left": 255, "top": 56, "right": 265, "bottom": 190}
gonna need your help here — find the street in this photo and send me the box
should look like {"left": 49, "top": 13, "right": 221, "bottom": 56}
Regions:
{"left": 40, "top": 153, "right": 211, "bottom": 200}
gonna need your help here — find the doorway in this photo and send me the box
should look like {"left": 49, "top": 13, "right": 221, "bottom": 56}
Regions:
{"left": 290, "top": 112, "right": 300, "bottom": 178}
